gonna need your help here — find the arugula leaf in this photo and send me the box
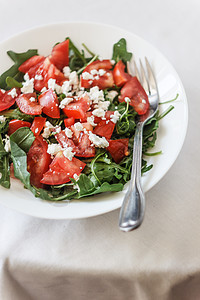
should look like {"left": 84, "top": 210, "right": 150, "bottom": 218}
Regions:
{"left": 10, "top": 127, "right": 35, "bottom": 153}
{"left": 1, "top": 108, "right": 35, "bottom": 122}
{"left": 112, "top": 38, "right": 132, "bottom": 63}
{"left": 0, "top": 49, "right": 38, "bottom": 89}
{"left": 0, "top": 134, "right": 7, "bottom": 157}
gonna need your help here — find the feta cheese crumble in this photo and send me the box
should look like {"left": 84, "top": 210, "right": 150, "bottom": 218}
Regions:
{"left": 8, "top": 88, "right": 17, "bottom": 98}
{"left": 59, "top": 97, "right": 74, "bottom": 109}
{"left": 87, "top": 116, "right": 97, "bottom": 127}
{"left": 63, "top": 66, "right": 71, "bottom": 77}
{"left": 47, "top": 143, "right": 62, "bottom": 156}
{"left": 21, "top": 77, "right": 34, "bottom": 94}
{"left": 3, "top": 135, "right": 11, "bottom": 152}
{"left": 35, "top": 74, "right": 43, "bottom": 80}
{"left": 63, "top": 147, "right": 75, "bottom": 161}
{"left": 88, "top": 132, "right": 109, "bottom": 148}
{"left": 48, "top": 78, "right": 56, "bottom": 90}
{"left": 64, "top": 127, "right": 73, "bottom": 138}
{"left": 107, "top": 90, "right": 118, "bottom": 101}
{"left": 74, "top": 122, "right": 84, "bottom": 131}
{"left": 29, "top": 97, "right": 36, "bottom": 102}
{"left": 110, "top": 111, "right": 121, "bottom": 123}
{"left": 42, "top": 121, "right": 55, "bottom": 138}
{"left": 92, "top": 108, "right": 105, "bottom": 118}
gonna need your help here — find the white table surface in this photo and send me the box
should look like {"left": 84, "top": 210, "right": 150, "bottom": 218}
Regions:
{"left": 0, "top": 0, "right": 200, "bottom": 299}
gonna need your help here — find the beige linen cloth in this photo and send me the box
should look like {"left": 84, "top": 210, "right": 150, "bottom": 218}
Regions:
{"left": 1, "top": 0, "right": 200, "bottom": 299}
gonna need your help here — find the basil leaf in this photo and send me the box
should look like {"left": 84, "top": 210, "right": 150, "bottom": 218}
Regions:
{"left": 112, "top": 38, "right": 132, "bottom": 63}
{"left": 10, "top": 127, "right": 35, "bottom": 153}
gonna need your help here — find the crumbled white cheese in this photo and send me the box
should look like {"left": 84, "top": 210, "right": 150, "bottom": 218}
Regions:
{"left": 35, "top": 128, "right": 39, "bottom": 134}
{"left": 3, "top": 135, "right": 11, "bottom": 152}
{"left": 29, "top": 97, "right": 36, "bottom": 102}
{"left": 47, "top": 143, "right": 62, "bottom": 156}
{"left": 88, "top": 86, "right": 104, "bottom": 103}
{"left": 41, "top": 87, "right": 47, "bottom": 93}
{"left": 95, "top": 100, "right": 110, "bottom": 111}
{"left": 24, "top": 73, "right": 30, "bottom": 81}
{"left": 0, "top": 89, "right": 5, "bottom": 94}
{"left": 87, "top": 116, "right": 97, "bottom": 127}
{"left": 107, "top": 90, "right": 118, "bottom": 101}
{"left": 88, "top": 132, "right": 109, "bottom": 148}
{"left": 63, "top": 147, "right": 75, "bottom": 161}
{"left": 90, "top": 69, "right": 98, "bottom": 75}
{"left": 110, "top": 111, "right": 121, "bottom": 123}
{"left": 92, "top": 108, "right": 105, "bottom": 118}
{"left": 55, "top": 84, "right": 62, "bottom": 95}
{"left": 7, "top": 88, "right": 17, "bottom": 98}
{"left": 82, "top": 72, "right": 94, "bottom": 80}
{"left": 59, "top": 97, "right": 74, "bottom": 109}
{"left": 0, "top": 115, "right": 6, "bottom": 123}
{"left": 110, "top": 59, "right": 115, "bottom": 65}
{"left": 61, "top": 80, "right": 71, "bottom": 95}
{"left": 74, "top": 122, "right": 84, "bottom": 131}
{"left": 94, "top": 75, "right": 100, "bottom": 80}
{"left": 69, "top": 71, "right": 79, "bottom": 89}
{"left": 48, "top": 78, "right": 56, "bottom": 90}
{"left": 21, "top": 78, "right": 34, "bottom": 94}
{"left": 142, "top": 99, "right": 146, "bottom": 104}
{"left": 64, "top": 127, "right": 73, "bottom": 138}
{"left": 42, "top": 121, "right": 55, "bottom": 138}
{"left": 98, "top": 69, "right": 106, "bottom": 76}
{"left": 88, "top": 80, "right": 93, "bottom": 85}
{"left": 63, "top": 66, "right": 71, "bottom": 78}
{"left": 35, "top": 74, "right": 43, "bottom": 80}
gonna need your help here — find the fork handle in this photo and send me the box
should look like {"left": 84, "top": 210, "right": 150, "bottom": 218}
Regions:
{"left": 119, "top": 122, "right": 145, "bottom": 232}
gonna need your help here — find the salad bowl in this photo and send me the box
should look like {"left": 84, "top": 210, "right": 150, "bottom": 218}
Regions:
{"left": 0, "top": 22, "right": 188, "bottom": 219}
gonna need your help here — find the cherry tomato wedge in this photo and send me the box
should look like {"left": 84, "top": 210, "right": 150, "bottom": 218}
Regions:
{"left": 0, "top": 88, "right": 20, "bottom": 112}
{"left": 40, "top": 151, "right": 86, "bottom": 185}
{"left": 107, "top": 138, "right": 129, "bottom": 163}
{"left": 16, "top": 93, "right": 42, "bottom": 115}
{"left": 27, "top": 135, "right": 51, "bottom": 188}
{"left": 31, "top": 116, "right": 46, "bottom": 136}
{"left": 18, "top": 55, "right": 45, "bottom": 74}
{"left": 93, "top": 111, "right": 116, "bottom": 139}
{"left": 8, "top": 119, "right": 31, "bottom": 136}
{"left": 81, "top": 59, "right": 114, "bottom": 90}
{"left": 49, "top": 39, "right": 69, "bottom": 70}
{"left": 38, "top": 89, "right": 60, "bottom": 118}
{"left": 63, "top": 94, "right": 91, "bottom": 119}
{"left": 64, "top": 117, "right": 75, "bottom": 127}
{"left": 113, "top": 60, "right": 132, "bottom": 87}
{"left": 34, "top": 58, "right": 66, "bottom": 92}
{"left": 118, "top": 76, "right": 149, "bottom": 115}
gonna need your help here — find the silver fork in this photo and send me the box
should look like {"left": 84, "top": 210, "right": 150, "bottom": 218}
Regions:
{"left": 119, "top": 57, "right": 159, "bottom": 232}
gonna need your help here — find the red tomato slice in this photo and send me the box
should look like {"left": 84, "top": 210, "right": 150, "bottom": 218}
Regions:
{"left": 107, "top": 138, "right": 129, "bottom": 163}
{"left": 8, "top": 119, "right": 31, "bottom": 136}
{"left": 40, "top": 151, "right": 86, "bottom": 185}
{"left": 38, "top": 89, "right": 60, "bottom": 118}
{"left": 81, "top": 59, "right": 114, "bottom": 90}
{"left": 113, "top": 60, "right": 132, "bottom": 87}
{"left": 34, "top": 58, "right": 66, "bottom": 91}
{"left": 27, "top": 135, "right": 51, "bottom": 188}
{"left": 75, "top": 133, "right": 95, "bottom": 157}
{"left": 84, "top": 59, "right": 113, "bottom": 72}
{"left": 18, "top": 55, "right": 45, "bottom": 74}
{"left": 64, "top": 117, "right": 75, "bottom": 127}
{"left": 63, "top": 94, "right": 91, "bottom": 119}
{"left": 16, "top": 93, "right": 42, "bottom": 115}
{"left": 31, "top": 116, "right": 46, "bottom": 136}
{"left": 56, "top": 130, "right": 76, "bottom": 150}
{"left": 119, "top": 76, "right": 149, "bottom": 115}
{"left": 93, "top": 111, "right": 116, "bottom": 139}
{"left": 0, "top": 88, "right": 20, "bottom": 112}
{"left": 49, "top": 39, "right": 69, "bottom": 70}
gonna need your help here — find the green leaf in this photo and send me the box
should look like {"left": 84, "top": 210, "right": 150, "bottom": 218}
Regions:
{"left": 6, "top": 76, "right": 23, "bottom": 88}
{"left": 0, "top": 49, "right": 38, "bottom": 89}
{"left": 10, "top": 127, "right": 35, "bottom": 153}
{"left": 0, "top": 134, "right": 7, "bottom": 157}
{"left": 112, "top": 38, "right": 132, "bottom": 63}
{"left": 1, "top": 108, "right": 35, "bottom": 122}
{"left": 0, "top": 154, "right": 10, "bottom": 188}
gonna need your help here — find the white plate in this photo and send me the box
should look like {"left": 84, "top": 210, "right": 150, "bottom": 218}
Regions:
{"left": 0, "top": 22, "right": 188, "bottom": 219}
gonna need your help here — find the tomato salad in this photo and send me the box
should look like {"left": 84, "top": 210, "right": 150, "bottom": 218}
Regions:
{"left": 0, "top": 38, "right": 164, "bottom": 201}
